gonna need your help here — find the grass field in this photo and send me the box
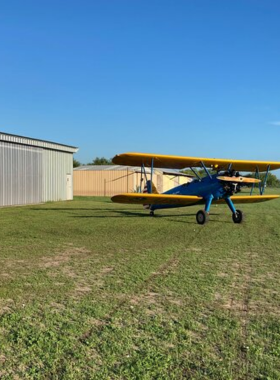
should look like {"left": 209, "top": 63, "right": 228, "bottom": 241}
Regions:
{"left": 0, "top": 192, "right": 280, "bottom": 379}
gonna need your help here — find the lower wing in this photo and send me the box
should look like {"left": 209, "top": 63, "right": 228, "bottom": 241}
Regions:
{"left": 112, "top": 193, "right": 279, "bottom": 206}
{"left": 226, "top": 195, "right": 280, "bottom": 204}
{"left": 111, "top": 193, "right": 203, "bottom": 206}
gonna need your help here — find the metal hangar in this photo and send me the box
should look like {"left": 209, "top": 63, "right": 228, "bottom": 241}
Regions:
{"left": 0, "top": 132, "right": 78, "bottom": 206}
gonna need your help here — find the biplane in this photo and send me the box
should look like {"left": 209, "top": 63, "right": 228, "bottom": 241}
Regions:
{"left": 111, "top": 153, "right": 280, "bottom": 224}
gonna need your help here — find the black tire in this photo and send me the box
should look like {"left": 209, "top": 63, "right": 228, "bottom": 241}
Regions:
{"left": 196, "top": 210, "right": 209, "bottom": 225}
{"left": 150, "top": 210, "right": 155, "bottom": 217}
{"left": 232, "top": 209, "right": 244, "bottom": 223}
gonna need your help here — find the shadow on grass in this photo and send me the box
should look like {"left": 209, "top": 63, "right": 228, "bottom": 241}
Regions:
{"left": 70, "top": 211, "right": 233, "bottom": 225}
{"left": 32, "top": 208, "right": 232, "bottom": 223}
{"left": 71, "top": 210, "right": 198, "bottom": 218}
{"left": 31, "top": 208, "right": 116, "bottom": 212}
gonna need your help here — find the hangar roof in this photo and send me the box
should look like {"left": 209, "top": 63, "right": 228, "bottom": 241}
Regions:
{"left": 0, "top": 131, "right": 78, "bottom": 153}
{"left": 74, "top": 165, "right": 193, "bottom": 177}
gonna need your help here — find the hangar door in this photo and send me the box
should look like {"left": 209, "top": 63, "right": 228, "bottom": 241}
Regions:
{"left": 0, "top": 143, "right": 43, "bottom": 206}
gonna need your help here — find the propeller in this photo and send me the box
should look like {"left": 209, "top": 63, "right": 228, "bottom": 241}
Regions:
{"left": 217, "top": 176, "right": 261, "bottom": 184}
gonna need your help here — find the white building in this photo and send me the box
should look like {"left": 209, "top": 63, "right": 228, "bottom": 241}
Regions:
{"left": 0, "top": 132, "right": 78, "bottom": 206}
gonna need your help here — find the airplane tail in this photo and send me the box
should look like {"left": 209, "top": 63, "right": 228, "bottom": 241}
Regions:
{"left": 143, "top": 180, "right": 158, "bottom": 209}
{"left": 144, "top": 180, "right": 158, "bottom": 194}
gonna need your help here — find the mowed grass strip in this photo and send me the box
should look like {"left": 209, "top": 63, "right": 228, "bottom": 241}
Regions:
{"left": 0, "top": 193, "right": 280, "bottom": 379}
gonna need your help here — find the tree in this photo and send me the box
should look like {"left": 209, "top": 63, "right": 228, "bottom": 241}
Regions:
{"left": 88, "top": 157, "right": 113, "bottom": 165}
{"left": 247, "top": 172, "right": 280, "bottom": 187}
{"left": 259, "top": 172, "right": 280, "bottom": 187}
{"left": 73, "top": 158, "right": 81, "bottom": 168}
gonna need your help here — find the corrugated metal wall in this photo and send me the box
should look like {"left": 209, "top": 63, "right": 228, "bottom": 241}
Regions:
{"left": 0, "top": 141, "right": 75, "bottom": 206}
{"left": 74, "top": 170, "right": 135, "bottom": 196}
{"left": 74, "top": 170, "right": 192, "bottom": 197}
{"left": 42, "top": 150, "right": 73, "bottom": 202}
{"left": 0, "top": 142, "right": 43, "bottom": 206}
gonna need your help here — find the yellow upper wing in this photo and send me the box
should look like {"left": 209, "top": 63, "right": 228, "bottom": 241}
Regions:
{"left": 112, "top": 152, "right": 280, "bottom": 172}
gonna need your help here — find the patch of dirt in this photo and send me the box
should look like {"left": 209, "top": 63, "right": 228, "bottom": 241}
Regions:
{"left": 217, "top": 272, "right": 228, "bottom": 278}
{"left": 216, "top": 255, "right": 279, "bottom": 318}
{"left": 61, "top": 266, "right": 78, "bottom": 278}
{"left": 167, "top": 298, "right": 184, "bottom": 306}
{"left": 249, "top": 301, "right": 280, "bottom": 316}
{"left": 0, "top": 299, "right": 15, "bottom": 316}
{"left": 70, "top": 265, "right": 116, "bottom": 299}
{"left": 100, "top": 267, "right": 114, "bottom": 274}
{"left": 49, "top": 302, "right": 66, "bottom": 312}
{"left": 128, "top": 291, "right": 166, "bottom": 317}
{"left": 0, "top": 306, "right": 12, "bottom": 316}
{"left": 0, "top": 355, "right": 6, "bottom": 363}
{"left": 75, "top": 285, "right": 92, "bottom": 294}
{"left": 0, "top": 273, "right": 14, "bottom": 279}
{"left": 39, "top": 247, "right": 91, "bottom": 269}
{"left": 186, "top": 247, "right": 203, "bottom": 252}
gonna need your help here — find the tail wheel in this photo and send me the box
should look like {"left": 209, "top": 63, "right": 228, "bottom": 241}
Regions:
{"left": 196, "top": 210, "right": 209, "bottom": 225}
{"left": 232, "top": 209, "right": 244, "bottom": 223}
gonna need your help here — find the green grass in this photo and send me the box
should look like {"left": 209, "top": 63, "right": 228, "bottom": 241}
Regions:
{"left": 0, "top": 192, "right": 280, "bottom": 379}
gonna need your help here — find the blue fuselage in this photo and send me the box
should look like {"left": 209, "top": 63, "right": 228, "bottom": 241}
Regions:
{"left": 151, "top": 174, "right": 228, "bottom": 211}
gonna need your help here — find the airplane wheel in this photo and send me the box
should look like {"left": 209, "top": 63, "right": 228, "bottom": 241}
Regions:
{"left": 232, "top": 210, "right": 244, "bottom": 223}
{"left": 196, "top": 210, "right": 209, "bottom": 225}
{"left": 150, "top": 210, "right": 155, "bottom": 217}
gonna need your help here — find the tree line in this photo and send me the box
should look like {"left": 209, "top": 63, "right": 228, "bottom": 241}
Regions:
{"left": 73, "top": 157, "right": 112, "bottom": 168}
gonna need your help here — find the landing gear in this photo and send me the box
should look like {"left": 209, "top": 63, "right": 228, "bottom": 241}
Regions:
{"left": 149, "top": 210, "right": 155, "bottom": 217}
{"left": 196, "top": 210, "right": 209, "bottom": 225}
{"left": 232, "top": 209, "right": 244, "bottom": 223}
{"left": 225, "top": 197, "right": 244, "bottom": 224}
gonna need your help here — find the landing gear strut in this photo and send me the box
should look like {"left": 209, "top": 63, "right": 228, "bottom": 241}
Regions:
{"left": 196, "top": 195, "right": 213, "bottom": 225}
{"left": 225, "top": 197, "right": 244, "bottom": 224}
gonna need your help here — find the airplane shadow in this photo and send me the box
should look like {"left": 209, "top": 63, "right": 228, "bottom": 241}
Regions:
{"left": 70, "top": 210, "right": 232, "bottom": 224}
{"left": 32, "top": 208, "right": 232, "bottom": 223}
{"left": 31, "top": 208, "right": 115, "bottom": 212}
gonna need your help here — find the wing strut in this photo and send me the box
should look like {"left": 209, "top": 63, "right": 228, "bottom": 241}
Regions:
{"left": 140, "top": 163, "right": 148, "bottom": 192}
{"left": 140, "top": 159, "right": 155, "bottom": 194}
{"left": 261, "top": 165, "right": 270, "bottom": 195}
{"left": 250, "top": 166, "right": 267, "bottom": 195}
{"left": 190, "top": 167, "right": 201, "bottom": 181}
{"left": 250, "top": 166, "right": 258, "bottom": 195}
{"left": 150, "top": 158, "right": 154, "bottom": 193}
{"left": 200, "top": 161, "right": 212, "bottom": 179}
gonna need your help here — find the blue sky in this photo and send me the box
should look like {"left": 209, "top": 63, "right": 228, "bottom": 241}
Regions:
{"left": 1, "top": 0, "right": 280, "bottom": 170}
